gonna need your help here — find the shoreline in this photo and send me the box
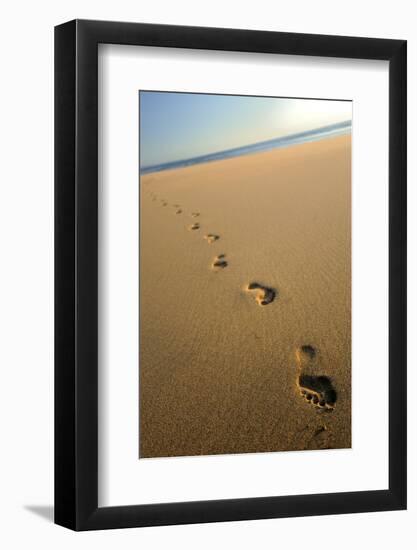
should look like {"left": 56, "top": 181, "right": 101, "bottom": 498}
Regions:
{"left": 140, "top": 122, "right": 352, "bottom": 176}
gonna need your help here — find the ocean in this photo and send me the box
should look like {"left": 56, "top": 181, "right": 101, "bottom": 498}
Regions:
{"left": 140, "top": 119, "right": 351, "bottom": 175}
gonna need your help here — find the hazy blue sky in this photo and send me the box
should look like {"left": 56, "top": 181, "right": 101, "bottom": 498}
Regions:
{"left": 139, "top": 91, "right": 351, "bottom": 168}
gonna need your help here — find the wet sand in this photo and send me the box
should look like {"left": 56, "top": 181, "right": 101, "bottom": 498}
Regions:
{"left": 140, "top": 134, "right": 351, "bottom": 458}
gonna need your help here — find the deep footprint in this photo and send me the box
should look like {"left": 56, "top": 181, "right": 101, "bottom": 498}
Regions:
{"left": 212, "top": 254, "right": 228, "bottom": 270}
{"left": 246, "top": 282, "right": 276, "bottom": 306}
{"left": 188, "top": 223, "right": 200, "bottom": 231}
{"left": 296, "top": 345, "right": 337, "bottom": 411}
{"left": 204, "top": 234, "right": 220, "bottom": 244}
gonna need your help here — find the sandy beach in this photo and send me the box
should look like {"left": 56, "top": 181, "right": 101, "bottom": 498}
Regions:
{"left": 140, "top": 133, "right": 351, "bottom": 458}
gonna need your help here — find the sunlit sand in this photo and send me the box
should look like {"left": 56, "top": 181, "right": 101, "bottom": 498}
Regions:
{"left": 140, "top": 134, "right": 351, "bottom": 458}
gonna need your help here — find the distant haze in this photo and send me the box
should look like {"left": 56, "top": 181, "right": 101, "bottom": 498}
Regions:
{"left": 139, "top": 91, "right": 352, "bottom": 169}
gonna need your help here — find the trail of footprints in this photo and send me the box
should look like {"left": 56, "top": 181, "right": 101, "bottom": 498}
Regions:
{"left": 146, "top": 189, "right": 337, "bottom": 416}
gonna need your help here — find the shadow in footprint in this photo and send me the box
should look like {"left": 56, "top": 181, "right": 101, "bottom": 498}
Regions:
{"left": 212, "top": 254, "right": 228, "bottom": 270}
{"left": 296, "top": 345, "right": 337, "bottom": 411}
{"left": 188, "top": 223, "right": 200, "bottom": 231}
{"left": 204, "top": 234, "right": 220, "bottom": 244}
{"left": 246, "top": 282, "right": 276, "bottom": 306}
{"left": 299, "top": 375, "right": 337, "bottom": 408}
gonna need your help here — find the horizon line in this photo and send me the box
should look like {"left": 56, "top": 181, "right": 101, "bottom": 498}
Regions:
{"left": 140, "top": 119, "right": 352, "bottom": 175}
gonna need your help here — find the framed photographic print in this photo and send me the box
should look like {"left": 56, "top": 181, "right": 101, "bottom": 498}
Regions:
{"left": 55, "top": 20, "right": 406, "bottom": 530}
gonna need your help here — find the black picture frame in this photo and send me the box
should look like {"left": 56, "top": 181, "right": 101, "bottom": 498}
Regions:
{"left": 55, "top": 19, "right": 407, "bottom": 531}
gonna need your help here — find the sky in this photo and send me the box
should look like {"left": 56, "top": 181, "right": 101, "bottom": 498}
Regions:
{"left": 139, "top": 91, "right": 351, "bottom": 169}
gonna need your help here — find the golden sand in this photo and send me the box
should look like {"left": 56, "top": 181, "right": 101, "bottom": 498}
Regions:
{"left": 140, "top": 134, "right": 351, "bottom": 458}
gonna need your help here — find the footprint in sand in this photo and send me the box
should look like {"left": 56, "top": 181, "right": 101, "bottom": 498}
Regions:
{"left": 295, "top": 345, "right": 337, "bottom": 411}
{"left": 175, "top": 209, "right": 183, "bottom": 214}
{"left": 212, "top": 254, "right": 228, "bottom": 270}
{"left": 246, "top": 282, "right": 276, "bottom": 306}
{"left": 188, "top": 222, "right": 200, "bottom": 231}
{"left": 161, "top": 200, "right": 168, "bottom": 207}
{"left": 310, "top": 425, "right": 333, "bottom": 449}
{"left": 191, "top": 212, "right": 200, "bottom": 218}
{"left": 204, "top": 234, "right": 220, "bottom": 244}
{"left": 295, "top": 423, "right": 333, "bottom": 450}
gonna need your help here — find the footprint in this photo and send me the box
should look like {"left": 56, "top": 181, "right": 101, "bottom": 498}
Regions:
{"left": 176, "top": 209, "right": 182, "bottom": 214}
{"left": 294, "top": 424, "right": 333, "bottom": 451}
{"left": 191, "top": 212, "right": 200, "bottom": 218}
{"left": 161, "top": 200, "right": 168, "bottom": 207}
{"left": 310, "top": 425, "right": 333, "bottom": 449}
{"left": 295, "top": 345, "right": 337, "bottom": 411}
{"left": 188, "top": 223, "right": 200, "bottom": 231}
{"left": 204, "top": 234, "right": 220, "bottom": 244}
{"left": 212, "top": 254, "right": 228, "bottom": 270}
{"left": 246, "top": 282, "right": 276, "bottom": 306}
{"left": 295, "top": 423, "right": 333, "bottom": 450}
